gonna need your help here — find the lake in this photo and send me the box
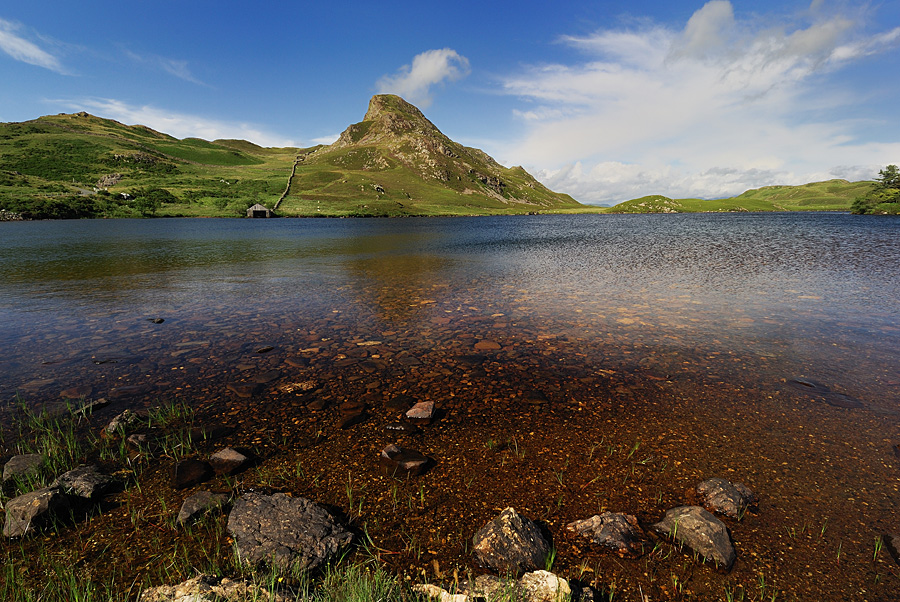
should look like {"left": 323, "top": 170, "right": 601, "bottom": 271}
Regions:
{"left": 1, "top": 213, "right": 899, "bottom": 598}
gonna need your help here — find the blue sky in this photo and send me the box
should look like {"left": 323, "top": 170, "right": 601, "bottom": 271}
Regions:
{"left": 2, "top": 0, "right": 899, "bottom": 204}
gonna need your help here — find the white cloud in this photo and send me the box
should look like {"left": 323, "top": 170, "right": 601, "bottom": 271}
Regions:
{"left": 51, "top": 98, "right": 297, "bottom": 147}
{"left": 377, "top": 48, "right": 470, "bottom": 107}
{"left": 500, "top": 1, "right": 900, "bottom": 204}
{"left": 0, "top": 18, "right": 65, "bottom": 73}
{"left": 310, "top": 133, "right": 340, "bottom": 145}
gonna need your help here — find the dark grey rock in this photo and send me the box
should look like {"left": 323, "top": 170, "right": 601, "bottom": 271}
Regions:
{"left": 567, "top": 512, "right": 644, "bottom": 556}
{"left": 226, "top": 492, "right": 352, "bottom": 570}
{"left": 696, "top": 477, "right": 758, "bottom": 519}
{"left": 3, "top": 487, "right": 69, "bottom": 537}
{"left": 209, "top": 448, "right": 249, "bottom": 476}
{"left": 2, "top": 454, "right": 45, "bottom": 483}
{"left": 104, "top": 409, "right": 142, "bottom": 435}
{"left": 653, "top": 506, "right": 736, "bottom": 570}
{"left": 177, "top": 491, "right": 229, "bottom": 526}
{"left": 379, "top": 444, "right": 430, "bottom": 476}
{"left": 51, "top": 465, "right": 119, "bottom": 499}
{"left": 172, "top": 459, "right": 213, "bottom": 489}
{"left": 473, "top": 507, "right": 551, "bottom": 575}
{"left": 885, "top": 533, "right": 900, "bottom": 566}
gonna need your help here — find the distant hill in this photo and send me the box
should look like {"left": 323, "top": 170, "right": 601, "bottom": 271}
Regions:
{"left": 0, "top": 97, "right": 583, "bottom": 218}
{"left": 606, "top": 179, "right": 876, "bottom": 213}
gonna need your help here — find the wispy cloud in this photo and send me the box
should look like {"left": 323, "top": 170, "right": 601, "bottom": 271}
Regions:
{"left": 50, "top": 98, "right": 297, "bottom": 147}
{"left": 500, "top": 1, "right": 900, "bottom": 204}
{"left": 0, "top": 18, "right": 66, "bottom": 73}
{"left": 125, "top": 50, "right": 207, "bottom": 85}
{"left": 310, "top": 133, "right": 340, "bottom": 145}
{"left": 377, "top": 48, "right": 470, "bottom": 108}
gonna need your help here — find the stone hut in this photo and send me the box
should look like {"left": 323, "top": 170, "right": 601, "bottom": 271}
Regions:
{"left": 246, "top": 203, "right": 273, "bottom": 218}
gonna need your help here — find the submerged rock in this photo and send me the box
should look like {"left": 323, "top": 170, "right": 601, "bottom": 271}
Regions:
{"left": 2, "top": 454, "right": 45, "bottom": 483}
{"left": 209, "top": 448, "right": 250, "bottom": 476}
{"left": 567, "top": 512, "right": 644, "bottom": 556}
{"left": 172, "top": 458, "right": 213, "bottom": 489}
{"left": 405, "top": 400, "right": 434, "bottom": 423}
{"left": 104, "top": 409, "right": 142, "bottom": 435}
{"left": 379, "top": 444, "right": 430, "bottom": 476}
{"left": 227, "top": 492, "right": 352, "bottom": 570}
{"left": 3, "top": 486, "right": 69, "bottom": 537}
{"left": 52, "top": 465, "right": 119, "bottom": 499}
{"left": 472, "top": 507, "right": 551, "bottom": 575}
{"left": 177, "top": 491, "right": 229, "bottom": 527}
{"left": 696, "top": 477, "right": 758, "bottom": 519}
{"left": 653, "top": 506, "right": 736, "bottom": 570}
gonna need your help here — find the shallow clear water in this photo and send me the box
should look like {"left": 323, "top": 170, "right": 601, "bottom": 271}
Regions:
{"left": 2, "top": 213, "right": 898, "bottom": 403}
{"left": 3, "top": 213, "right": 900, "bottom": 598}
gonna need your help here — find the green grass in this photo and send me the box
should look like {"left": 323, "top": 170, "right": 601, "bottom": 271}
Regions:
{"left": 605, "top": 179, "right": 876, "bottom": 213}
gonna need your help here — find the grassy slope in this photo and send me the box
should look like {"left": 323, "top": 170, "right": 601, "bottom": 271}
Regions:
{"left": 0, "top": 106, "right": 583, "bottom": 218}
{"left": 606, "top": 180, "right": 876, "bottom": 213}
{"left": 0, "top": 113, "right": 303, "bottom": 217}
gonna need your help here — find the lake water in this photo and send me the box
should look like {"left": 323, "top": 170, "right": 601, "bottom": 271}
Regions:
{"left": 1, "top": 213, "right": 899, "bottom": 598}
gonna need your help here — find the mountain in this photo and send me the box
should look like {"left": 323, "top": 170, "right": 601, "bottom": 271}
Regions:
{"left": 277, "top": 95, "right": 583, "bottom": 216}
{"left": 0, "top": 96, "right": 583, "bottom": 219}
{"left": 605, "top": 179, "right": 876, "bottom": 213}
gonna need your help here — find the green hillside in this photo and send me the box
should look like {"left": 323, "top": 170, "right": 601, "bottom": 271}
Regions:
{"left": 0, "top": 112, "right": 300, "bottom": 218}
{"left": 0, "top": 97, "right": 583, "bottom": 219}
{"left": 606, "top": 179, "right": 876, "bottom": 213}
{"left": 276, "top": 95, "right": 583, "bottom": 216}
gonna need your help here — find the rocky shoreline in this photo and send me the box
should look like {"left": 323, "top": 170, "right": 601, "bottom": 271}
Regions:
{"left": 2, "top": 392, "right": 847, "bottom": 602}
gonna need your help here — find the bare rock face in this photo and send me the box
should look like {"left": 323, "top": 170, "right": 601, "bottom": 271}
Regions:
{"left": 696, "top": 477, "right": 758, "bottom": 519}
{"left": 653, "top": 506, "right": 736, "bottom": 570}
{"left": 226, "top": 493, "right": 352, "bottom": 570}
{"left": 3, "top": 487, "right": 69, "bottom": 537}
{"left": 567, "top": 512, "right": 644, "bottom": 556}
{"left": 472, "top": 507, "right": 551, "bottom": 576}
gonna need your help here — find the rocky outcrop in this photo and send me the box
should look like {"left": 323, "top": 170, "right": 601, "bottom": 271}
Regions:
{"left": 472, "top": 507, "right": 551, "bottom": 575}
{"left": 226, "top": 493, "right": 352, "bottom": 570}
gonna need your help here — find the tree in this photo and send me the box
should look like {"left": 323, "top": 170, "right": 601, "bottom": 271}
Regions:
{"left": 876, "top": 164, "right": 900, "bottom": 190}
{"left": 851, "top": 165, "right": 900, "bottom": 214}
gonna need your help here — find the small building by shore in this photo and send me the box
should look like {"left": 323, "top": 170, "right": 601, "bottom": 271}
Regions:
{"left": 246, "top": 204, "right": 274, "bottom": 218}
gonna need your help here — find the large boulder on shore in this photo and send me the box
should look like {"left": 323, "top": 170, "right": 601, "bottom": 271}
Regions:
{"left": 3, "top": 486, "right": 69, "bottom": 537}
{"left": 472, "top": 507, "right": 551, "bottom": 575}
{"left": 226, "top": 492, "right": 352, "bottom": 570}
{"left": 653, "top": 506, "right": 736, "bottom": 569}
